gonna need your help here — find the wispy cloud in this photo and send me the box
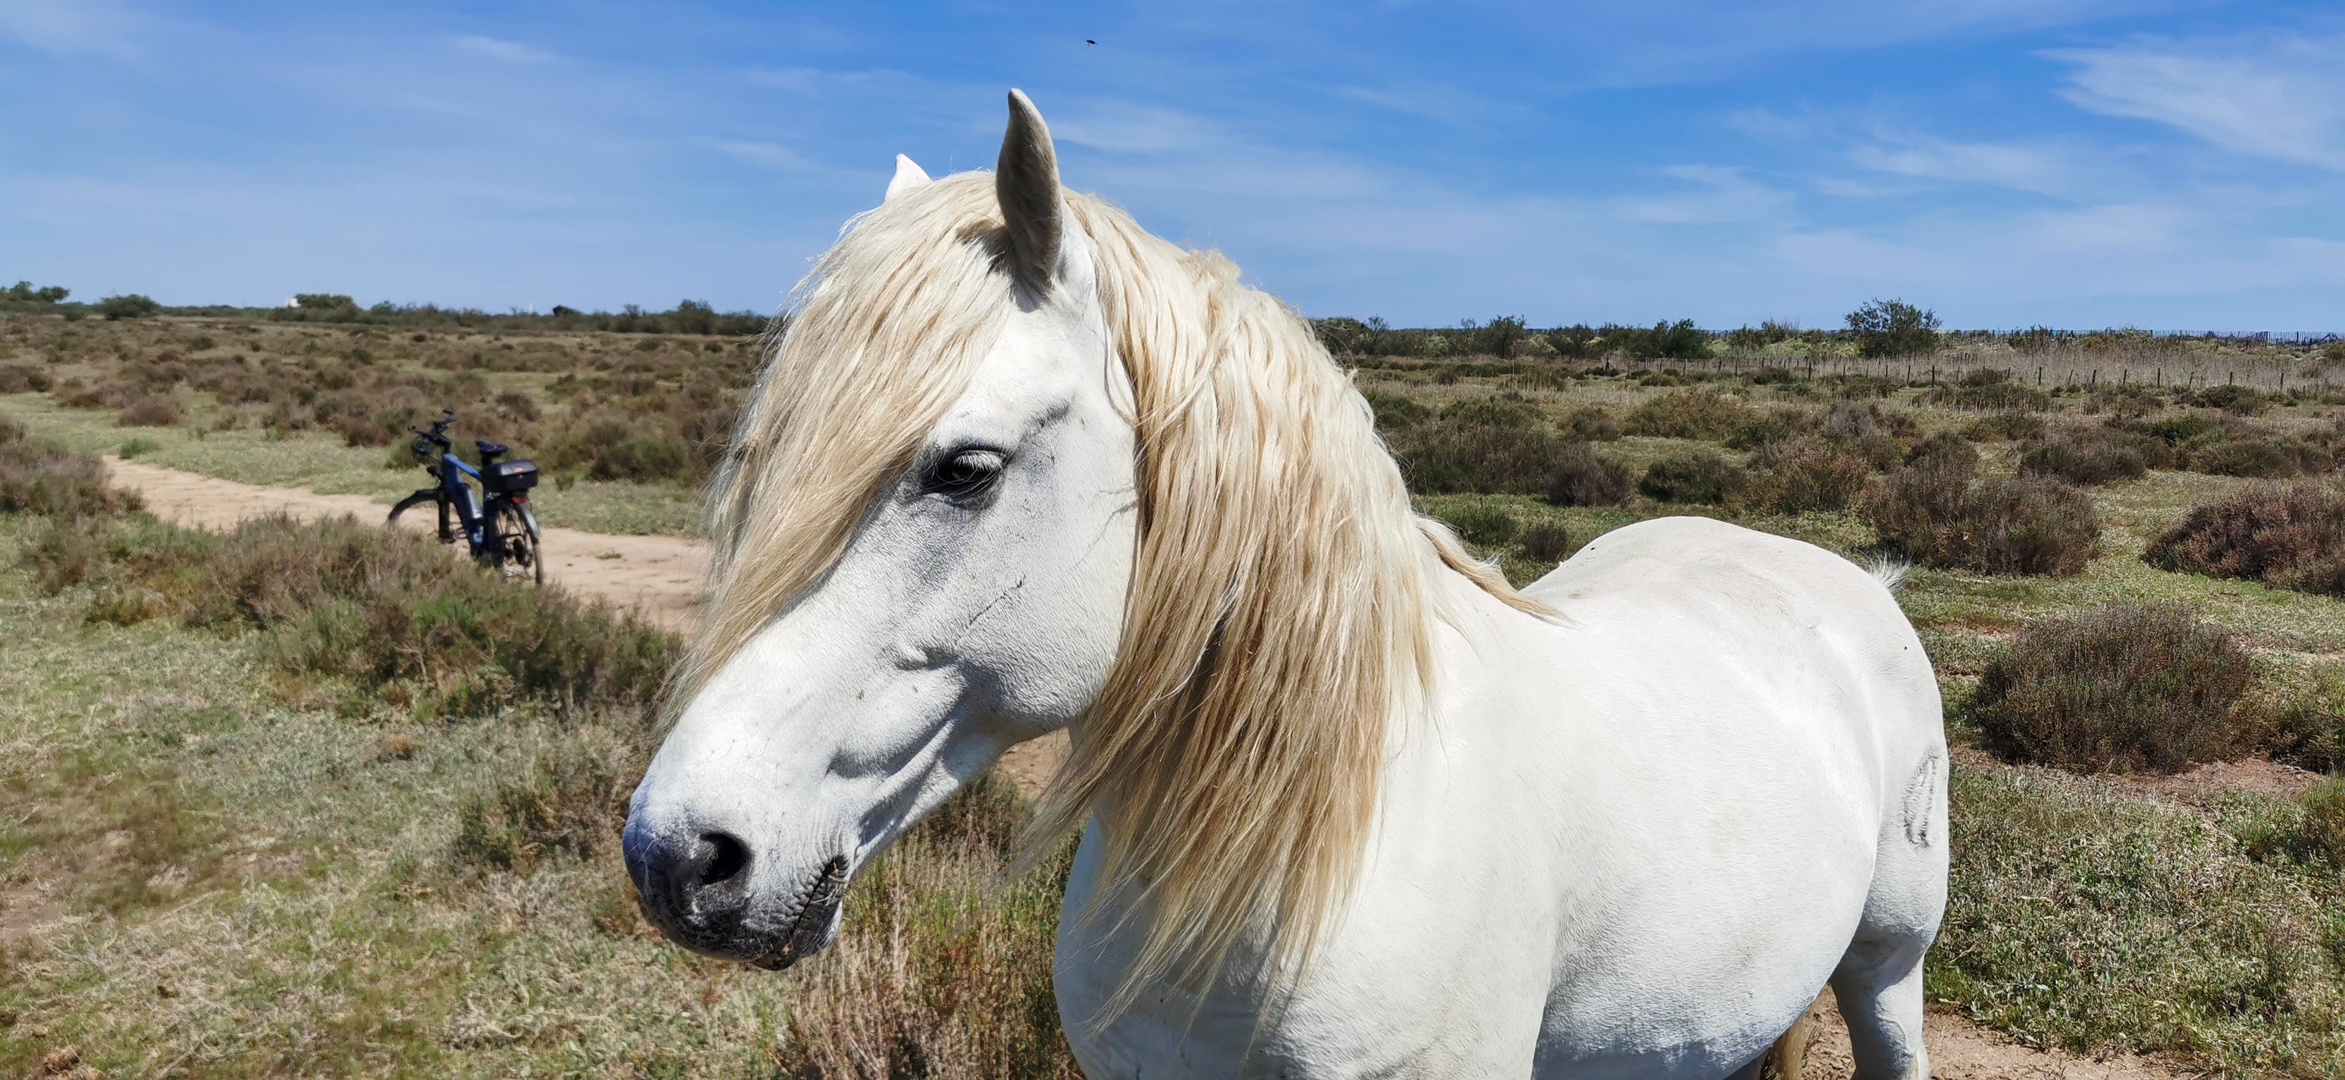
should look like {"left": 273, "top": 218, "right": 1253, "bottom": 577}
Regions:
{"left": 449, "top": 34, "right": 553, "bottom": 64}
{"left": 1848, "top": 132, "right": 2087, "bottom": 198}
{"left": 0, "top": 0, "right": 158, "bottom": 61}
{"left": 2051, "top": 31, "right": 2345, "bottom": 171}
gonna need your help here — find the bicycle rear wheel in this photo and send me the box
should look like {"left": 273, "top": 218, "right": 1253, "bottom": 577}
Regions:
{"left": 494, "top": 503, "right": 544, "bottom": 585}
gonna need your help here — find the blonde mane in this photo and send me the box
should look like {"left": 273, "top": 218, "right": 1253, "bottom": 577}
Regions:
{"left": 686, "top": 169, "right": 1549, "bottom": 1003}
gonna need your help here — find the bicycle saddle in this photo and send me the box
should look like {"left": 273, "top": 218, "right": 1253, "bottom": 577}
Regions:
{"left": 476, "top": 441, "right": 508, "bottom": 456}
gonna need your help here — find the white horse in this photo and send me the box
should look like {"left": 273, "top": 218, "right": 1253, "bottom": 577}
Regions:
{"left": 624, "top": 90, "right": 1947, "bottom": 1079}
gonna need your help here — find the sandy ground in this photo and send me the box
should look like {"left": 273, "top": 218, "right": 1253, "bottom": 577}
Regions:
{"left": 97, "top": 457, "right": 2200, "bottom": 1080}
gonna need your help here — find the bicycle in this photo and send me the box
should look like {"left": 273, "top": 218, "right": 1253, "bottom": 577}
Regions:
{"left": 389, "top": 410, "right": 545, "bottom": 584}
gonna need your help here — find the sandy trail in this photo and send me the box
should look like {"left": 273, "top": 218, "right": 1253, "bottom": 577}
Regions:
{"left": 97, "top": 458, "right": 2188, "bottom": 1080}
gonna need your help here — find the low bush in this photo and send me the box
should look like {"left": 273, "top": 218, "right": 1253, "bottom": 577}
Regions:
{"left": 2017, "top": 426, "right": 2164, "bottom": 485}
{"left": 2182, "top": 384, "right": 2271, "bottom": 415}
{"left": 0, "top": 363, "right": 52, "bottom": 393}
{"left": 1443, "top": 503, "right": 1519, "bottom": 549}
{"left": 1926, "top": 369, "right": 2051, "bottom": 412}
{"left": 23, "top": 511, "right": 677, "bottom": 718}
{"left": 1362, "top": 388, "right": 1425, "bottom": 433}
{"left": 1638, "top": 450, "right": 1744, "bottom": 505}
{"left": 1967, "top": 603, "right": 2265, "bottom": 773}
{"left": 2118, "top": 411, "right": 2226, "bottom": 453}
{"left": 1866, "top": 462, "right": 2100, "bottom": 576}
{"left": 1560, "top": 406, "right": 1621, "bottom": 441}
{"left": 2189, "top": 436, "right": 2330, "bottom": 479}
{"left": 2143, "top": 482, "right": 2345, "bottom": 597}
{"left": 116, "top": 395, "right": 184, "bottom": 427}
{"left": 2271, "top": 672, "right": 2345, "bottom": 774}
{"left": 1392, "top": 398, "right": 1566, "bottom": 495}
{"left": 1622, "top": 387, "right": 1756, "bottom": 440}
{"left": 1739, "top": 439, "right": 1870, "bottom": 513}
{"left": 1724, "top": 410, "right": 1795, "bottom": 450}
{"left": 0, "top": 419, "right": 140, "bottom": 518}
{"left": 1961, "top": 412, "right": 2046, "bottom": 441}
{"left": 1545, "top": 443, "right": 1633, "bottom": 507}
{"left": 1519, "top": 522, "right": 1572, "bottom": 563}
{"left": 1905, "top": 431, "right": 1980, "bottom": 475}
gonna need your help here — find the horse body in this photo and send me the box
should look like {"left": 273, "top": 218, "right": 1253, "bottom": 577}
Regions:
{"left": 1058, "top": 518, "right": 1944, "bottom": 1078}
{"left": 623, "top": 89, "right": 1947, "bottom": 1080}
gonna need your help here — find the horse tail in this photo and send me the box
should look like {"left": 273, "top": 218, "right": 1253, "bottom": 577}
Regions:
{"left": 1759, "top": 997, "right": 1822, "bottom": 1080}
{"left": 1866, "top": 554, "right": 1909, "bottom": 593}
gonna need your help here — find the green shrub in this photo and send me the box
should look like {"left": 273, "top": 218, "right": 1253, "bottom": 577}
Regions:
{"left": 1867, "top": 463, "right": 2100, "bottom": 576}
{"left": 1925, "top": 369, "right": 2051, "bottom": 412}
{"left": 590, "top": 436, "right": 694, "bottom": 482}
{"left": 2143, "top": 482, "right": 2345, "bottom": 597}
{"left": 1443, "top": 503, "right": 1519, "bottom": 548}
{"left": 1740, "top": 439, "right": 1870, "bottom": 513}
{"left": 0, "top": 363, "right": 53, "bottom": 393}
{"left": 1906, "top": 431, "right": 1980, "bottom": 475}
{"left": 2271, "top": 673, "right": 2345, "bottom": 775}
{"left": 1362, "top": 388, "right": 1425, "bottom": 433}
{"left": 2183, "top": 384, "right": 2271, "bottom": 415}
{"left": 1545, "top": 443, "right": 1633, "bottom": 507}
{"left": 1622, "top": 387, "right": 1756, "bottom": 440}
{"left": 96, "top": 293, "right": 160, "bottom": 320}
{"left": 1598, "top": 319, "right": 1712, "bottom": 361}
{"left": 1845, "top": 298, "right": 1940, "bottom": 358}
{"left": 2119, "top": 411, "right": 2226, "bottom": 453}
{"left": 1392, "top": 398, "right": 1566, "bottom": 495}
{"left": 1961, "top": 412, "right": 2047, "bottom": 441}
{"left": 1560, "top": 406, "right": 1621, "bottom": 441}
{"left": 1967, "top": 604, "right": 2264, "bottom": 773}
{"left": 1519, "top": 522, "right": 1572, "bottom": 564}
{"left": 2190, "top": 436, "right": 2330, "bottom": 479}
{"left": 0, "top": 420, "right": 140, "bottom": 518}
{"left": 22, "top": 512, "right": 677, "bottom": 718}
{"left": 1724, "top": 410, "right": 1795, "bottom": 450}
{"left": 116, "top": 394, "right": 184, "bottom": 427}
{"left": 2017, "top": 427, "right": 2163, "bottom": 485}
{"left": 117, "top": 436, "right": 159, "bottom": 459}
{"left": 1638, "top": 450, "right": 1744, "bottom": 505}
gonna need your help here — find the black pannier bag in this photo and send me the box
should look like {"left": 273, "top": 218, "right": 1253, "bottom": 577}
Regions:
{"left": 486, "top": 458, "right": 540, "bottom": 492}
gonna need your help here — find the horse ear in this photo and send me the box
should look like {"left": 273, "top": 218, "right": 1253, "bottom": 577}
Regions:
{"left": 885, "top": 154, "right": 931, "bottom": 202}
{"left": 995, "top": 89, "right": 1062, "bottom": 293}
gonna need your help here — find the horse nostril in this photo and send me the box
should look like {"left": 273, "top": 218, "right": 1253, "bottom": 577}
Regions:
{"left": 698, "top": 831, "right": 750, "bottom": 887}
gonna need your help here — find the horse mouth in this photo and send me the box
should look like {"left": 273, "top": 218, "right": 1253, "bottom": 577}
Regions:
{"left": 751, "top": 855, "right": 849, "bottom": 971}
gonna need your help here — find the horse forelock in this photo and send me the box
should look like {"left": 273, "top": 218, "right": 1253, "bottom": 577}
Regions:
{"left": 682, "top": 167, "right": 1549, "bottom": 1012}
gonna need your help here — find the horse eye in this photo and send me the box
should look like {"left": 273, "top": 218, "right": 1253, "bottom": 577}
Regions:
{"left": 923, "top": 448, "right": 1006, "bottom": 501}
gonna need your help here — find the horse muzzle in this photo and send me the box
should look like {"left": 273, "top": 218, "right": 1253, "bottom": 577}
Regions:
{"left": 623, "top": 816, "right": 849, "bottom": 968}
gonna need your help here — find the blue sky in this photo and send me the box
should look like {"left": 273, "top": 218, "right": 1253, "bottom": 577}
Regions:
{"left": 3, "top": 1, "right": 2340, "bottom": 330}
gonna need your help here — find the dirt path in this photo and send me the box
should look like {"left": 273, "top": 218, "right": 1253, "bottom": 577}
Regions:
{"left": 94, "top": 459, "right": 2194, "bottom": 1080}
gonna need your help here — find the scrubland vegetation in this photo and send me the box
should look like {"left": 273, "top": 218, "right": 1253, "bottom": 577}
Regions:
{"left": 4, "top": 293, "right": 2345, "bottom": 1076}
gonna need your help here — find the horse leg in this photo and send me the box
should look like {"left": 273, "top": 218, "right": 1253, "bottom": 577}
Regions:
{"left": 1722, "top": 997, "right": 1819, "bottom": 1080}
{"left": 1829, "top": 931, "right": 1930, "bottom": 1080}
